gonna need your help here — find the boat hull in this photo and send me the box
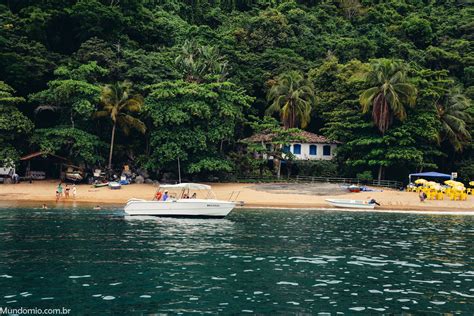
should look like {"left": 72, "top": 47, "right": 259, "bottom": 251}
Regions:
{"left": 325, "top": 199, "right": 375, "bottom": 209}
{"left": 124, "top": 199, "right": 236, "bottom": 218}
{"left": 109, "top": 182, "right": 121, "bottom": 190}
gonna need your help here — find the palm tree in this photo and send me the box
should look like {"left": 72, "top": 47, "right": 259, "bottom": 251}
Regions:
{"left": 266, "top": 71, "right": 316, "bottom": 129}
{"left": 175, "top": 40, "right": 228, "bottom": 83}
{"left": 95, "top": 81, "right": 146, "bottom": 169}
{"left": 359, "top": 59, "right": 417, "bottom": 181}
{"left": 435, "top": 89, "right": 472, "bottom": 152}
{"left": 359, "top": 59, "right": 417, "bottom": 134}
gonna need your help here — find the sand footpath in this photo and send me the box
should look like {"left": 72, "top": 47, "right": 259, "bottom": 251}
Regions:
{"left": 0, "top": 181, "right": 473, "bottom": 213}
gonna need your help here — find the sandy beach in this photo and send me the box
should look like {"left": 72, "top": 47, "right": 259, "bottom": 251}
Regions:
{"left": 0, "top": 181, "right": 473, "bottom": 213}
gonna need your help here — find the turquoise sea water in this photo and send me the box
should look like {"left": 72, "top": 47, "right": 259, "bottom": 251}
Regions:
{"left": 0, "top": 207, "right": 473, "bottom": 314}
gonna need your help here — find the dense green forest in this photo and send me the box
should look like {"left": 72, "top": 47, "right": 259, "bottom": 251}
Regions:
{"left": 0, "top": 0, "right": 472, "bottom": 182}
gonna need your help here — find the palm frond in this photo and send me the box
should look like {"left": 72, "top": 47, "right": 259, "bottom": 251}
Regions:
{"left": 265, "top": 71, "right": 315, "bottom": 128}
{"left": 94, "top": 110, "right": 110, "bottom": 118}
{"left": 359, "top": 87, "right": 379, "bottom": 113}
{"left": 117, "top": 114, "right": 146, "bottom": 134}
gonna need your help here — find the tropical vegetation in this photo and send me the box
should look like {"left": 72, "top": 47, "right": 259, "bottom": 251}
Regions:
{"left": 95, "top": 81, "right": 145, "bottom": 168}
{"left": 0, "top": 0, "right": 472, "bottom": 182}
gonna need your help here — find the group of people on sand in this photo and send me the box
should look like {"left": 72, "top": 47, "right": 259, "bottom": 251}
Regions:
{"left": 55, "top": 183, "right": 77, "bottom": 202}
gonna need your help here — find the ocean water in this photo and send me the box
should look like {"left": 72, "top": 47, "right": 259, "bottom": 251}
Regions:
{"left": 0, "top": 207, "right": 473, "bottom": 314}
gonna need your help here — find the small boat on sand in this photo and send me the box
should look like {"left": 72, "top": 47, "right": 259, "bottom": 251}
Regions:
{"left": 109, "top": 182, "right": 121, "bottom": 190}
{"left": 325, "top": 199, "right": 376, "bottom": 209}
{"left": 94, "top": 182, "right": 109, "bottom": 188}
{"left": 348, "top": 185, "right": 361, "bottom": 193}
{"left": 65, "top": 172, "right": 83, "bottom": 182}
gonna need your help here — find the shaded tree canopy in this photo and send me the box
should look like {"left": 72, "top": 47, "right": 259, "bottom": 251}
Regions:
{"left": 0, "top": 0, "right": 472, "bottom": 182}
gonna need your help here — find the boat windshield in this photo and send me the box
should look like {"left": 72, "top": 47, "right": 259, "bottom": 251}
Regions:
{"left": 157, "top": 183, "right": 215, "bottom": 200}
{"left": 159, "top": 183, "right": 212, "bottom": 190}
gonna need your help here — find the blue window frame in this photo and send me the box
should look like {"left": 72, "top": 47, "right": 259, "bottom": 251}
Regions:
{"left": 323, "top": 145, "right": 331, "bottom": 156}
{"left": 283, "top": 145, "right": 290, "bottom": 153}
{"left": 309, "top": 145, "right": 317, "bottom": 155}
{"left": 293, "top": 144, "right": 301, "bottom": 155}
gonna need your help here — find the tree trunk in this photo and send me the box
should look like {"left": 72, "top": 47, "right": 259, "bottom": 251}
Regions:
{"left": 276, "top": 158, "right": 281, "bottom": 179}
{"left": 450, "top": 151, "right": 456, "bottom": 171}
{"left": 145, "top": 132, "right": 150, "bottom": 156}
{"left": 70, "top": 111, "right": 75, "bottom": 129}
{"left": 287, "top": 161, "right": 292, "bottom": 178}
{"left": 108, "top": 122, "right": 116, "bottom": 169}
{"left": 377, "top": 165, "right": 383, "bottom": 182}
{"left": 291, "top": 102, "right": 296, "bottom": 128}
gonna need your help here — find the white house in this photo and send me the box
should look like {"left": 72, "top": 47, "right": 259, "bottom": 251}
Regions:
{"left": 242, "top": 131, "right": 340, "bottom": 161}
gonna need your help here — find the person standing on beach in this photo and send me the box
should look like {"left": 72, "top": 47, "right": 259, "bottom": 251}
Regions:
{"left": 72, "top": 184, "right": 77, "bottom": 199}
{"left": 65, "top": 184, "right": 70, "bottom": 198}
{"left": 419, "top": 191, "right": 426, "bottom": 202}
{"left": 56, "top": 183, "right": 63, "bottom": 202}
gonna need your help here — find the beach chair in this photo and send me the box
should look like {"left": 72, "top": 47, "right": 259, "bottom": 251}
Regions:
{"left": 455, "top": 191, "right": 462, "bottom": 201}
{"left": 436, "top": 191, "right": 444, "bottom": 200}
{"left": 427, "top": 190, "right": 435, "bottom": 200}
{"left": 449, "top": 191, "right": 456, "bottom": 200}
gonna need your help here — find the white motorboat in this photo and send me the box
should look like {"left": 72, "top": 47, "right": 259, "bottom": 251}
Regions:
{"left": 325, "top": 199, "right": 376, "bottom": 209}
{"left": 65, "top": 172, "right": 83, "bottom": 182}
{"left": 124, "top": 183, "right": 238, "bottom": 218}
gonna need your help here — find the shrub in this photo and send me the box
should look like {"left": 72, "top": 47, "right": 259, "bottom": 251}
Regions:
{"left": 356, "top": 171, "right": 373, "bottom": 183}
{"left": 293, "top": 160, "right": 338, "bottom": 177}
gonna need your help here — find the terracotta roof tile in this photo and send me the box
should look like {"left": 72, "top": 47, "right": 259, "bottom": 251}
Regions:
{"left": 242, "top": 131, "right": 341, "bottom": 144}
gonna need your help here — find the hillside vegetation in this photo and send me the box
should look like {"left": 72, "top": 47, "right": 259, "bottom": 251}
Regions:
{"left": 0, "top": 0, "right": 472, "bottom": 181}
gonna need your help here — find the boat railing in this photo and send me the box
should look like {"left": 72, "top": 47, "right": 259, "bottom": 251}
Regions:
{"left": 227, "top": 191, "right": 241, "bottom": 202}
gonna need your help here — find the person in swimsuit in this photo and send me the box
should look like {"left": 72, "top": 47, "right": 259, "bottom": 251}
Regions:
{"left": 65, "top": 185, "right": 70, "bottom": 198}
{"left": 72, "top": 184, "right": 77, "bottom": 199}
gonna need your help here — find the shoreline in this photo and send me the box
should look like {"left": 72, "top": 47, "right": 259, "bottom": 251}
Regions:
{"left": 0, "top": 181, "right": 473, "bottom": 214}
{"left": 1, "top": 198, "right": 473, "bottom": 216}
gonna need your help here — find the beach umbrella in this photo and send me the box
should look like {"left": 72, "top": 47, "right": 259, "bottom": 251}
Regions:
{"left": 426, "top": 181, "right": 441, "bottom": 191}
{"left": 453, "top": 186, "right": 465, "bottom": 192}
{"left": 444, "top": 180, "right": 459, "bottom": 186}
{"left": 414, "top": 179, "right": 427, "bottom": 184}
{"left": 453, "top": 181, "right": 464, "bottom": 187}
